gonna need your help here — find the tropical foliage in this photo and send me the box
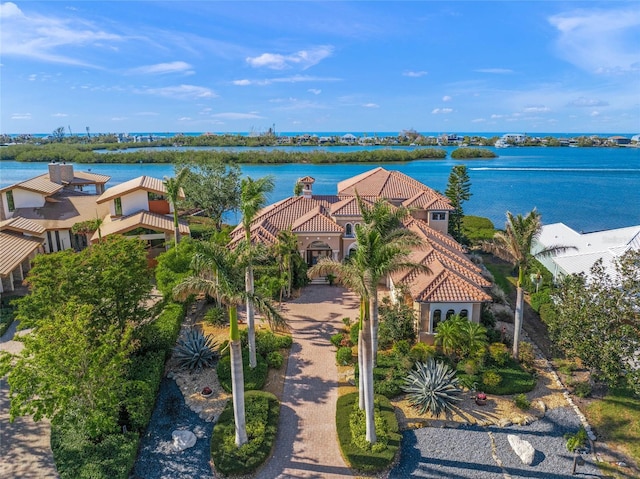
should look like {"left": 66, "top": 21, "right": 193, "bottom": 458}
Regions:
{"left": 445, "top": 164, "right": 472, "bottom": 242}
{"left": 403, "top": 358, "right": 463, "bottom": 417}
{"left": 545, "top": 250, "right": 640, "bottom": 394}
{"left": 163, "top": 167, "right": 189, "bottom": 247}
{"left": 172, "top": 329, "right": 218, "bottom": 370}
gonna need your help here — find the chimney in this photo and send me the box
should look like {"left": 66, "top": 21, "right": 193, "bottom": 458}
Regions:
{"left": 48, "top": 162, "right": 62, "bottom": 184}
{"left": 299, "top": 176, "right": 315, "bottom": 199}
{"left": 60, "top": 163, "right": 74, "bottom": 183}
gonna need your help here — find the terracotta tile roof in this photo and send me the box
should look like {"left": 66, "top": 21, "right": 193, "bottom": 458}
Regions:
{"left": 0, "top": 174, "right": 63, "bottom": 195}
{"left": 298, "top": 176, "right": 315, "bottom": 183}
{"left": 402, "top": 191, "right": 453, "bottom": 211}
{"left": 337, "top": 167, "right": 452, "bottom": 210}
{"left": 96, "top": 176, "right": 184, "bottom": 203}
{"left": 13, "top": 191, "right": 111, "bottom": 230}
{"left": 291, "top": 206, "right": 343, "bottom": 233}
{"left": 91, "top": 210, "right": 189, "bottom": 241}
{"left": 0, "top": 231, "right": 43, "bottom": 276}
{"left": 0, "top": 217, "right": 46, "bottom": 235}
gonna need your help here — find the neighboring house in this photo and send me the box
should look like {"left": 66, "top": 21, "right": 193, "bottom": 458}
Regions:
{"left": 230, "top": 167, "right": 491, "bottom": 343}
{"left": 533, "top": 222, "right": 640, "bottom": 282}
{"left": 0, "top": 163, "right": 190, "bottom": 290}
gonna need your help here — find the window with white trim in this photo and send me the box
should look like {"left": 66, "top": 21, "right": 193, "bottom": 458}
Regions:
{"left": 432, "top": 212, "right": 446, "bottom": 221}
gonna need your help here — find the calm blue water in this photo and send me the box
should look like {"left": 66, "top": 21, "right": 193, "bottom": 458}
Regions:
{"left": 1, "top": 146, "right": 638, "bottom": 232}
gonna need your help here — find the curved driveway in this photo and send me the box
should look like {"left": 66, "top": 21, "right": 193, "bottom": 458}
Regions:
{"left": 256, "top": 285, "right": 358, "bottom": 479}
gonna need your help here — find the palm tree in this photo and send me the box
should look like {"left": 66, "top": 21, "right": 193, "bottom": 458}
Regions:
{"left": 482, "top": 209, "right": 574, "bottom": 358}
{"left": 275, "top": 229, "right": 299, "bottom": 300}
{"left": 434, "top": 317, "right": 461, "bottom": 359}
{"left": 173, "top": 241, "right": 285, "bottom": 447}
{"left": 239, "top": 176, "right": 275, "bottom": 368}
{"left": 356, "top": 194, "right": 428, "bottom": 361}
{"left": 164, "top": 167, "right": 189, "bottom": 248}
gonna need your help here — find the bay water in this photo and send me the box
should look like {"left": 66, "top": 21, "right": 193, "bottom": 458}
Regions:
{"left": 1, "top": 146, "right": 638, "bottom": 233}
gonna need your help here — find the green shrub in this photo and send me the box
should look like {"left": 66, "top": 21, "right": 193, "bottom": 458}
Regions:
{"left": 331, "top": 333, "right": 345, "bottom": 348}
{"left": 123, "top": 350, "right": 165, "bottom": 432}
{"left": 204, "top": 306, "right": 226, "bottom": 326}
{"left": 489, "top": 342, "right": 510, "bottom": 367}
{"left": 336, "top": 392, "right": 400, "bottom": 472}
{"left": 51, "top": 425, "right": 139, "bottom": 479}
{"left": 266, "top": 351, "right": 284, "bottom": 369}
{"left": 378, "top": 296, "right": 417, "bottom": 347}
{"left": 136, "top": 301, "right": 185, "bottom": 356}
{"left": 461, "top": 358, "right": 481, "bottom": 375}
{"left": 392, "top": 339, "right": 411, "bottom": 357}
{"left": 463, "top": 216, "right": 496, "bottom": 243}
{"left": 482, "top": 369, "right": 503, "bottom": 388}
{"left": 514, "top": 393, "right": 531, "bottom": 410}
{"left": 337, "top": 347, "right": 353, "bottom": 365}
{"left": 350, "top": 322, "right": 360, "bottom": 346}
{"left": 210, "top": 391, "right": 279, "bottom": 476}
{"left": 0, "top": 303, "right": 15, "bottom": 337}
{"left": 539, "top": 302, "right": 557, "bottom": 325}
{"left": 255, "top": 330, "right": 292, "bottom": 356}
{"left": 409, "top": 342, "right": 435, "bottom": 363}
{"left": 518, "top": 342, "right": 536, "bottom": 370}
{"left": 217, "top": 351, "right": 268, "bottom": 392}
{"left": 482, "top": 365, "right": 537, "bottom": 395}
{"left": 529, "top": 290, "right": 552, "bottom": 312}
{"left": 573, "top": 380, "right": 592, "bottom": 398}
{"left": 565, "top": 426, "right": 588, "bottom": 452}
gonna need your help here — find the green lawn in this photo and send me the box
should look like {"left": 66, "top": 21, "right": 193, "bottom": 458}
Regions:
{"left": 483, "top": 261, "right": 516, "bottom": 294}
{"left": 585, "top": 388, "right": 639, "bottom": 476}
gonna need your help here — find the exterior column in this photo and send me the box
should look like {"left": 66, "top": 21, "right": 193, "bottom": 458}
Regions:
{"left": 332, "top": 249, "right": 339, "bottom": 261}
{"left": 8, "top": 272, "right": 15, "bottom": 292}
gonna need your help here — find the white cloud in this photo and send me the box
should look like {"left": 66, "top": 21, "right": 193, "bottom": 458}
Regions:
{"left": 432, "top": 108, "right": 453, "bottom": 114}
{"left": 232, "top": 75, "right": 339, "bottom": 86}
{"left": 491, "top": 114, "right": 504, "bottom": 119}
{"left": 11, "top": 112, "right": 31, "bottom": 120}
{"left": 590, "top": 111, "right": 600, "bottom": 117}
{"left": 362, "top": 103, "right": 379, "bottom": 108}
{"left": 210, "top": 112, "right": 265, "bottom": 120}
{"left": 0, "top": 2, "right": 124, "bottom": 67}
{"left": 246, "top": 45, "right": 333, "bottom": 70}
{"left": 549, "top": 8, "right": 640, "bottom": 74}
{"left": 28, "top": 74, "right": 37, "bottom": 81}
{"left": 403, "top": 71, "right": 428, "bottom": 77}
{"left": 474, "top": 68, "right": 514, "bottom": 74}
{"left": 178, "top": 117, "right": 192, "bottom": 121}
{"left": 471, "top": 118, "right": 486, "bottom": 123}
{"left": 128, "top": 61, "right": 193, "bottom": 75}
{"left": 442, "top": 95, "right": 452, "bottom": 102}
{"left": 51, "top": 113, "right": 68, "bottom": 117}
{"left": 139, "top": 84, "right": 217, "bottom": 100}
{"left": 523, "top": 106, "right": 551, "bottom": 113}
{"left": 135, "top": 111, "right": 160, "bottom": 116}
{"left": 308, "top": 88, "right": 321, "bottom": 95}
{"left": 111, "top": 117, "right": 127, "bottom": 121}
{"left": 567, "top": 97, "right": 609, "bottom": 108}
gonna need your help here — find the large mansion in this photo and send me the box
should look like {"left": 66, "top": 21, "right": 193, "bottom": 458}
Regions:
{"left": 230, "top": 167, "right": 491, "bottom": 343}
{"left": 0, "top": 162, "right": 189, "bottom": 293}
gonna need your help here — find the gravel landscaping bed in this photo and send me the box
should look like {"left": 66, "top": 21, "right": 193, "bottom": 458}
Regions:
{"left": 390, "top": 407, "right": 601, "bottom": 479}
{"left": 133, "top": 378, "right": 214, "bottom": 479}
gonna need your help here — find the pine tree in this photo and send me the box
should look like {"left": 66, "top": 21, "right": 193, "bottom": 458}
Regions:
{"left": 445, "top": 165, "right": 472, "bottom": 242}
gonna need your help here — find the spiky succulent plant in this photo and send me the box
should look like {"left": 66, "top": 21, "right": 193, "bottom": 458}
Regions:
{"left": 402, "top": 358, "right": 462, "bottom": 417}
{"left": 173, "top": 329, "right": 218, "bottom": 371}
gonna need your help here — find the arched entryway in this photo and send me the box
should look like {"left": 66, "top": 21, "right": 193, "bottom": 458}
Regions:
{"left": 306, "top": 240, "right": 332, "bottom": 266}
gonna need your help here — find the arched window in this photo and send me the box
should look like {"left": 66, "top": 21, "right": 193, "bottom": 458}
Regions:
{"left": 432, "top": 309, "right": 442, "bottom": 332}
{"left": 460, "top": 309, "right": 468, "bottom": 319}
{"left": 446, "top": 309, "right": 455, "bottom": 320}
{"left": 345, "top": 223, "right": 353, "bottom": 237}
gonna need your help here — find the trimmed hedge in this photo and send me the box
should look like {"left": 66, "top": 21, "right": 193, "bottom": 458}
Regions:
{"left": 336, "top": 392, "right": 400, "bottom": 472}
{"left": 210, "top": 391, "right": 279, "bottom": 476}
{"left": 51, "top": 427, "right": 139, "bottom": 479}
{"left": 217, "top": 350, "right": 269, "bottom": 392}
{"left": 123, "top": 350, "right": 166, "bottom": 432}
{"left": 136, "top": 301, "right": 185, "bottom": 357}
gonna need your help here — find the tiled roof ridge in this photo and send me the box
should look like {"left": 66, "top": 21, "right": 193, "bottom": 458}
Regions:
{"left": 336, "top": 167, "right": 385, "bottom": 193}
{"left": 431, "top": 248, "right": 491, "bottom": 288}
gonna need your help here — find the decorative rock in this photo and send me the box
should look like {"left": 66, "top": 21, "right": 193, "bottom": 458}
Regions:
{"left": 508, "top": 434, "right": 536, "bottom": 465}
{"left": 172, "top": 430, "right": 197, "bottom": 451}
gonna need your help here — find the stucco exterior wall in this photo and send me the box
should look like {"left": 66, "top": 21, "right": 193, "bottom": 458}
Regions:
{"left": 13, "top": 189, "right": 47, "bottom": 209}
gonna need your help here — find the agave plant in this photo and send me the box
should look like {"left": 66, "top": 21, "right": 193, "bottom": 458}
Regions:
{"left": 173, "top": 329, "right": 218, "bottom": 371}
{"left": 402, "top": 358, "right": 462, "bottom": 417}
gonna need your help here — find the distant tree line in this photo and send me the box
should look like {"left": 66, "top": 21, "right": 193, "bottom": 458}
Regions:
{"left": 0, "top": 144, "right": 448, "bottom": 164}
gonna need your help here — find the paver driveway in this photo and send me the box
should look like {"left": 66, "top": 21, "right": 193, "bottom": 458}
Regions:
{"left": 256, "top": 285, "right": 358, "bottom": 479}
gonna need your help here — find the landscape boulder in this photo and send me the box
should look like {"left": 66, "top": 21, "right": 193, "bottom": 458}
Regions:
{"left": 172, "top": 430, "right": 197, "bottom": 451}
{"left": 508, "top": 434, "right": 535, "bottom": 465}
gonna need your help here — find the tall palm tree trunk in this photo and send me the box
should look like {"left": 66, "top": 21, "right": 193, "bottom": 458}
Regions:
{"left": 229, "top": 307, "right": 248, "bottom": 446}
{"left": 371, "top": 293, "right": 380, "bottom": 364}
{"left": 245, "top": 265, "right": 257, "bottom": 368}
{"left": 358, "top": 298, "right": 368, "bottom": 410}
{"left": 513, "top": 267, "right": 525, "bottom": 359}
{"left": 363, "top": 298, "right": 377, "bottom": 444}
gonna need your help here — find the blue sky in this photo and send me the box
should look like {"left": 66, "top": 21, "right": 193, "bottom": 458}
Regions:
{"left": 1, "top": 1, "right": 639, "bottom": 135}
